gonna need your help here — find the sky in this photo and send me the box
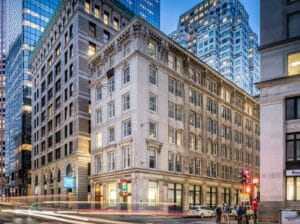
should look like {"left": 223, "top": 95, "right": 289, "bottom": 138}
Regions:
{"left": 160, "top": 0, "right": 260, "bottom": 36}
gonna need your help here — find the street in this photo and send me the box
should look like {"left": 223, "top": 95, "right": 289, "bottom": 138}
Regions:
{"left": 0, "top": 209, "right": 259, "bottom": 224}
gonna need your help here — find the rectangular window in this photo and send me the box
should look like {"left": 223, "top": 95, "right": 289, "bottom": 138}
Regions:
{"left": 108, "top": 101, "right": 115, "bottom": 118}
{"left": 122, "top": 146, "right": 131, "bottom": 169}
{"left": 288, "top": 12, "right": 300, "bottom": 38}
{"left": 96, "top": 131, "right": 102, "bottom": 148}
{"left": 96, "top": 110, "right": 102, "bottom": 124}
{"left": 149, "top": 148, "right": 157, "bottom": 169}
{"left": 288, "top": 52, "right": 300, "bottom": 76}
{"left": 168, "top": 102, "right": 175, "bottom": 118}
{"left": 123, "top": 67, "right": 130, "bottom": 84}
{"left": 88, "top": 42, "right": 96, "bottom": 56}
{"left": 108, "top": 76, "right": 115, "bottom": 92}
{"left": 168, "top": 127, "right": 175, "bottom": 144}
{"left": 122, "top": 119, "right": 132, "bottom": 137}
{"left": 176, "top": 154, "right": 182, "bottom": 172}
{"left": 108, "top": 126, "right": 115, "bottom": 143}
{"left": 168, "top": 152, "right": 175, "bottom": 171}
{"left": 149, "top": 122, "right": 157, "bottom": 139}
{"left": 149, "top": 66, "right": 157, "bottom": 85}
{"left": 148, "top": 41, "right": 156, "bottom": 58}
{"left": 96, "top": 155, "right": 102, "bottom": 173}
{"left": 113, "top": 17, "right": 119, "bottom": 30}
{"left": 96, "top": 87, "right": 102, "bottom": 101}
{"left": 286, "top": 176, "right": 300, "bottom": 201}
{"left": 122, "top": 93, "right": 130, "bottom": 111}
{"left": 286, "top": 133, "right": 300, "bottom": 161}
{"left": 89, "top": 22, "right": 96, "bottom": 37}
{"left": 176, "top": 130, "right": 183, "bottom": 146}
{"left": 108, "top": 151, "right": 115, "bottom": 171}
{"left": 85, "top": 0, "right": 90, "bottom": 13}
{"left": 149, "top": 94, "right": 157, "bottom": 112}
{"left": 94, "top": 5, "right": 100, "bottom": 18}
{"left": 286, "top": 97, "right": 300, "bottom": 120}
{"left": 103, "top": 11, "right": 109, "bottom": 25}
{"left": 189, "top": 157, "right": 195, "bottom": 174}
{"left": 124, "top": 42, "right": 130, "bottom": 57}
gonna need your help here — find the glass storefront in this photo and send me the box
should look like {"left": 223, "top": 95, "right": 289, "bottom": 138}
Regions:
{"left": 95, "top": 184, "right": 103, "bottom": 208}
{"left": 206, "top": 186, "right": 217, "bottom": 208}
{"left": 148, "top": 181, "right": 158, "bottom": 206}
{"left": 168, "top": 183, "right": 182, "bottom": 212}
{"left": 107, "top": 182, "right": 117, "bottom": 207}
{"left": 189, "top": 185, "right": 202, "bottom": 206}
{"left": 221, "top": 188, "right": 231, "bottom": 205}
{"left": 286, "top": 176, "right": 300, "bottom": 201}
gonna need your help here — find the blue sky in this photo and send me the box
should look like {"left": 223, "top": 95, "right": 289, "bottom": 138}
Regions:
{"left": 160, "top": 0, "right": 260, "bottom": 35}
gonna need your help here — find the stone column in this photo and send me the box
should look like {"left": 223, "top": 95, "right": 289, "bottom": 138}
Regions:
{"left": 182, "top": 182, "right": 189, "bottom": 212}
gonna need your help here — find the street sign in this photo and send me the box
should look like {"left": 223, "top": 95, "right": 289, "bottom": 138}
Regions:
{"left": 239, "top": 193, "right": 250, "bottom": 202}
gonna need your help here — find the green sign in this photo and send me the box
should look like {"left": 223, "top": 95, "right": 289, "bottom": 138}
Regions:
{"left": 121, "top": 183, "right": 127, "bottom": 192}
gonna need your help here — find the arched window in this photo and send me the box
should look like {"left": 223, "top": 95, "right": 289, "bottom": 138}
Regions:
{"left": 66, "top": 164, "right": 73, "bottom": 177}
{"left": 35, "top": 175, "right": 38, "bottom": 186}
{"left": 57, "top": 169, "right": 61, "bottom": 182}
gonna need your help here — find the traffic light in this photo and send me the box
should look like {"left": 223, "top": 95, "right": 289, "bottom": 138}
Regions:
{"left": 117, "top": 179, "right": 128, "bottom": 192}
{"left": 245, "top": 185, "right": 251, "bottom": 194}
{"left": 241, "top": 169, "right": 250, "bottom": 184}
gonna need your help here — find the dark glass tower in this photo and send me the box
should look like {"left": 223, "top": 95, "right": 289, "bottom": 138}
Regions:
{"left": 5, "top": 0, "right": 60, "bottom": 196}
{"left": 117, "top": 0, "right": 160, "bottom": 28}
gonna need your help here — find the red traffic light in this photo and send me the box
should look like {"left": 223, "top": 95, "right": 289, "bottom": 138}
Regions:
{"left": 245, "top": 185, "right": 251, "bottom": 194}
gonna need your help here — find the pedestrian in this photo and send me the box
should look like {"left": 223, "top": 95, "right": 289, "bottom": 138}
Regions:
{"left": 252, "top": 200, "right": 258, "bottom": 224}
{"left": 236, "top": 205, "right": 245, "bottom": 224}
{"left": 222, "top": 203, "right": 230, "bottom": 224}
{"left": 245, "top": 207, "right": 250, "bottom": 224}
{"left": 216, "top": 205, "right": 222, "bottom": 224}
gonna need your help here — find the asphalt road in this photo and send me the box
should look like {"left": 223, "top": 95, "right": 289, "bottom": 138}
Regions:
{"left": 0, "top": 212, "right": 60, "bottom": 224}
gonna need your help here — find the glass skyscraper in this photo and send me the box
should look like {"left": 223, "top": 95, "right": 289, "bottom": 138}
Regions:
{"left": 0, "top": 0, "right": 6, "bottom": 196}
{"left": 5, "top": 0, "right": 60, "bottom": 196}
{"left": 117, "top": 0, "right": 160, "bottom": 28}
{"left": 170, "top": 0, "right": 260, "bottom": 96}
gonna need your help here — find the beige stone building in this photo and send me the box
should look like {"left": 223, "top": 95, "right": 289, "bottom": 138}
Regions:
{"left": 259, "top": 0, "right": 300, "bottom": 222}
{"left": 30, "top": 0, "right": 132, "bottom": 204}
{"left": 89, "top": 17, "right": 260, "bottom": 212}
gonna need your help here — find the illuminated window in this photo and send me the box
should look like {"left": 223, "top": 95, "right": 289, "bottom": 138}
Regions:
{"left": 85, "top": 0, "right": 90, "bottom": 14}
{"left": 113, "top": 17, "right": 119, "bottom": 30}
{"left": 148, "top": 182, "right": 158, "bottom": 206}
{"left": 288, "top": 52, "right": 300, "bottom": 76}
{"left": 88, "top": 42, "right": 96, "bottom": 56}
{"left": 149, "top": 122, "right": 157, "bottom": 139}
{"left": 286, "top": 177, "right": 300, "bottom": 201}
{"left": 96, "top": 131, "right": 102, "bottom": 148}
{"left": 94, "top": 5, "right": 100, "bottom": 18}
{"left": 104, "top": 11, "right": 109, "bottom": 25}
{"left": 148, "top": 41, "right": 156, "bottom": 58}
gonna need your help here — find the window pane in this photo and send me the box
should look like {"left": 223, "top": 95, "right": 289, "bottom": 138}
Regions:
{"left": 296, "top": 140, "right": 300, "bottom": 160}
{"left": 287, "top": 177, "right": 295, "bottom": 200}
{"left": 287, "top": 141, "right": 295, "bottom": 161}
{"left": 288, "top": 52, "right": 300, "bottom": 76}
{"left": 297, "top": 98, "right": 300, "bottom": 119}
{"left": 286, "top": 99, "right": 295, "bottom": 120}
{"left": 288, "top": 12, "right": 300, "bottom": 38}
{"left": 297, "top": 177, "right": 300, "bottom": 200}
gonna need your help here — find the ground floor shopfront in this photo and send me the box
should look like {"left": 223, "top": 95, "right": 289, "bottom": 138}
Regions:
{"left": 30, "top": 154, "right": 90, "bottom": 208}
{"left": 90, "top": 169, "right": 242, "bottom": 212}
